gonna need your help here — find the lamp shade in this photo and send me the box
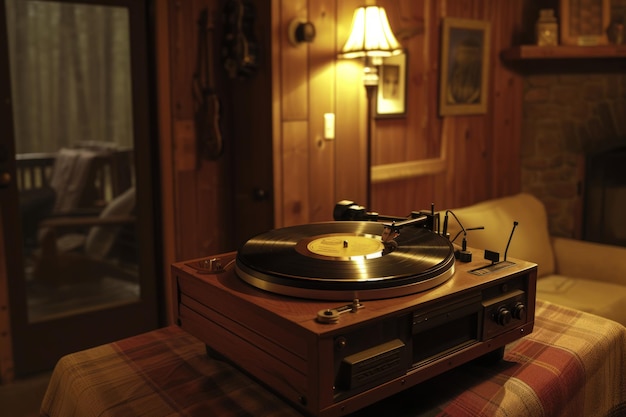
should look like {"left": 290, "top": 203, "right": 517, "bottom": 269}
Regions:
{"left": 340, "top": 6, "right": 401, "bottom": 59}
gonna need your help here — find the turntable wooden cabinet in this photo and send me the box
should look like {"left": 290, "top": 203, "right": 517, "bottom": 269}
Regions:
{"left": 172, "top": 223, "right": 537, "bottom": 417}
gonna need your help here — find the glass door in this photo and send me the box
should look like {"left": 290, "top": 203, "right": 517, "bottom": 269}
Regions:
{"left": 0, "top": 0, "right": 161, "bottom": 376}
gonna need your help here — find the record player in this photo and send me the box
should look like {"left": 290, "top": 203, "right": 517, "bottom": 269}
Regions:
{"left": 172, "top": 202, "right": 537, "bottom": 417}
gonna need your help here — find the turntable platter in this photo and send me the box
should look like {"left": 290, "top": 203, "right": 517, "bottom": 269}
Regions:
{"left": 235, "top": 221, "right": 455, "bottom": 300}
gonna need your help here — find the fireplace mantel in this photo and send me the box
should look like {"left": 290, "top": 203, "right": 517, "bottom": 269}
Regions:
{"left": 501, "top": 44, "right": 626, "bottom": 61}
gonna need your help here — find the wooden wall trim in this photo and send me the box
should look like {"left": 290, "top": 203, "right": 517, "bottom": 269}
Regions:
{"left": 155, "top": 0, "right": 176, "bottom": 324}
{"left": 372, "top": 131, "right": 449, "bottom": 183}
{"left": 371, "top": 158, "right": 446, "bottom": 183}
{"left": 0, "top": 216, "right": 14, "bottom": 383}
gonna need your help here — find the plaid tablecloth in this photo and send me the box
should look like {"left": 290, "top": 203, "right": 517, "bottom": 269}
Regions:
{"left": 40, "top": 300, "right": 626, "bottom": 417}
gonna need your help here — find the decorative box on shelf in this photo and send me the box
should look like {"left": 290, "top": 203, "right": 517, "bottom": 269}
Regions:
{"left": 536, "top": 9, "right": 558, "bottom": 46}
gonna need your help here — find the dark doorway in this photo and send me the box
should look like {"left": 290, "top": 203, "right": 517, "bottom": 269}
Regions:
{"left": 0, "top": 0, "right": 162, "bottom": 376}
{"left": 583, "top": 143, "right": 626, "bottom": 247}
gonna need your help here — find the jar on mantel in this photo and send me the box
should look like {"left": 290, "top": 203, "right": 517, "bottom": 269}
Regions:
{"left": 536, "top": 9, "right": 558, "bottom": 46}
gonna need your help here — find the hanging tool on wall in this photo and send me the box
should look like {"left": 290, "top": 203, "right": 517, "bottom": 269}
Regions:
{"left": 193, "top": 8, "right": 223, "bottom": 161}
{"left": 222, "top": 0, "right": 258, "bottom": 79}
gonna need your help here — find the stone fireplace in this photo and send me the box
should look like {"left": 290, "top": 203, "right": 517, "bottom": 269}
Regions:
{"left": 521, "top": 70, "right": 626, "bottom": 241}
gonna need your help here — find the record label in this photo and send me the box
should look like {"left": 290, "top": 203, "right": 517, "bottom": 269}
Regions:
{"left": 305, "top": 234, "right": 384, "bottom": 260}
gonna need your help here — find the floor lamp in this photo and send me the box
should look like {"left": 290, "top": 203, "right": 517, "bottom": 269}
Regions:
{"left": 339, "top": 6, "right": 402, "bottom": 209}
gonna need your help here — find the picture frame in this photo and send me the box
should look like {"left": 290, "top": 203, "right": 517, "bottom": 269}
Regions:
{"left": 559, "top": 0, "right": 610, "bottom": 46}
{"left": 438, "top": 18, "right": 490, "bottom": 116}
{"left": 376, "top": 51, "right": 407, "bottom": 118}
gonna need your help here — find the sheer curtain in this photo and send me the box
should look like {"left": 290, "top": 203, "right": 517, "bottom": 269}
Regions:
{"left": 5, "top": 0, "right": 133, "bottom": 153}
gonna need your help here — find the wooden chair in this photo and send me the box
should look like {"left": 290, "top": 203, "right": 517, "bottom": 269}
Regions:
{"left": 17, "top": 145, "right": 133, "bottom": 253}
{"left": 32, "top": 187, "right": 137, "bottom": 287}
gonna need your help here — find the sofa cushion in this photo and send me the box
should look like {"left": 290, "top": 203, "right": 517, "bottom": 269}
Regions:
{"left": 538, "top": 275, "right": 626, "bottom": 325}
{"left": 447, "top": 193, "right": 555, "bottom": 277}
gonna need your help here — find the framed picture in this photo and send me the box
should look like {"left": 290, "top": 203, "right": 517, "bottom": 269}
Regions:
{"left": 560, "top": 0, "right": 610, "bottom": 45}
{"left": 376, "top": 51, "right": 407, "bottom": 118}
{"left": 439, "top": 18, "right": 490, "bottom": 116}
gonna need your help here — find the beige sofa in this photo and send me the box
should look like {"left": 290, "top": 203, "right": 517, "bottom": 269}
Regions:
{"left": 446, "top": 193, "right": 626, "bottom": 326}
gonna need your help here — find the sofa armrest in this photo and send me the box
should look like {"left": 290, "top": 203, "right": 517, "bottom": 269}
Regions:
{"left": 552, "top": 237, "right": 626, "bottom": 286}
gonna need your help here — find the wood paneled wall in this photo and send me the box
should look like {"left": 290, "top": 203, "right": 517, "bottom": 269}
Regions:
{"left": 370, "top": 0, "right": 526, "bottom": 215}
{"left": 158, "top": 0, "right": 529, "bottom": 320}
{"left": 273, "top": 0, "right": 527, "bottom": 224}
{"left": 275, "top": 0, "right": 367, "bottom": 226}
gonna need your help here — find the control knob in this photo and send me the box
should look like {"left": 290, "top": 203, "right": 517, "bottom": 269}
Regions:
{"left": 495, "top": 306, "right": 512, "bottom": 326}
{"left": 513, "top": 302, "right": 526, "bottom": 320}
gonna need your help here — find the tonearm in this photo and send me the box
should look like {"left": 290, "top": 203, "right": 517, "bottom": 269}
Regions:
{"left": 333, "top": 200, "right": 439, "bottom": 234}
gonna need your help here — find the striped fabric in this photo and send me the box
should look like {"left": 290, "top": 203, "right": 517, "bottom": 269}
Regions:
{"left": 40, "top": 300, "right": 626, "bottom": 417}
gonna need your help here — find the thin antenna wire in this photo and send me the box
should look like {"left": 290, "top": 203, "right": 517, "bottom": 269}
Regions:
{"left": 504, "top": 221, "right": 519, "bottom": 261}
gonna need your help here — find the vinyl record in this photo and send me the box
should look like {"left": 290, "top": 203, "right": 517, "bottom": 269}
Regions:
{"left": 235, "top": 221, "right": 455, "bottom": 300}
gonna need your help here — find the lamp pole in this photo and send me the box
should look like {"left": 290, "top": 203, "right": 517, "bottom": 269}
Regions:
{"left": 365, "top": 82, "right": 376, "bottom": 210}
{"left": 339, "top": 5, "right": 401, "bottom": 210}
{"left": 363, "top": 59, "right": 379, "bottom": 210}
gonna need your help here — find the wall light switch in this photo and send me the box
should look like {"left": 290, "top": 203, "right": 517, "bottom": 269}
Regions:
{"left": 324, "top": 113, "right": 335, "bottom": 140}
